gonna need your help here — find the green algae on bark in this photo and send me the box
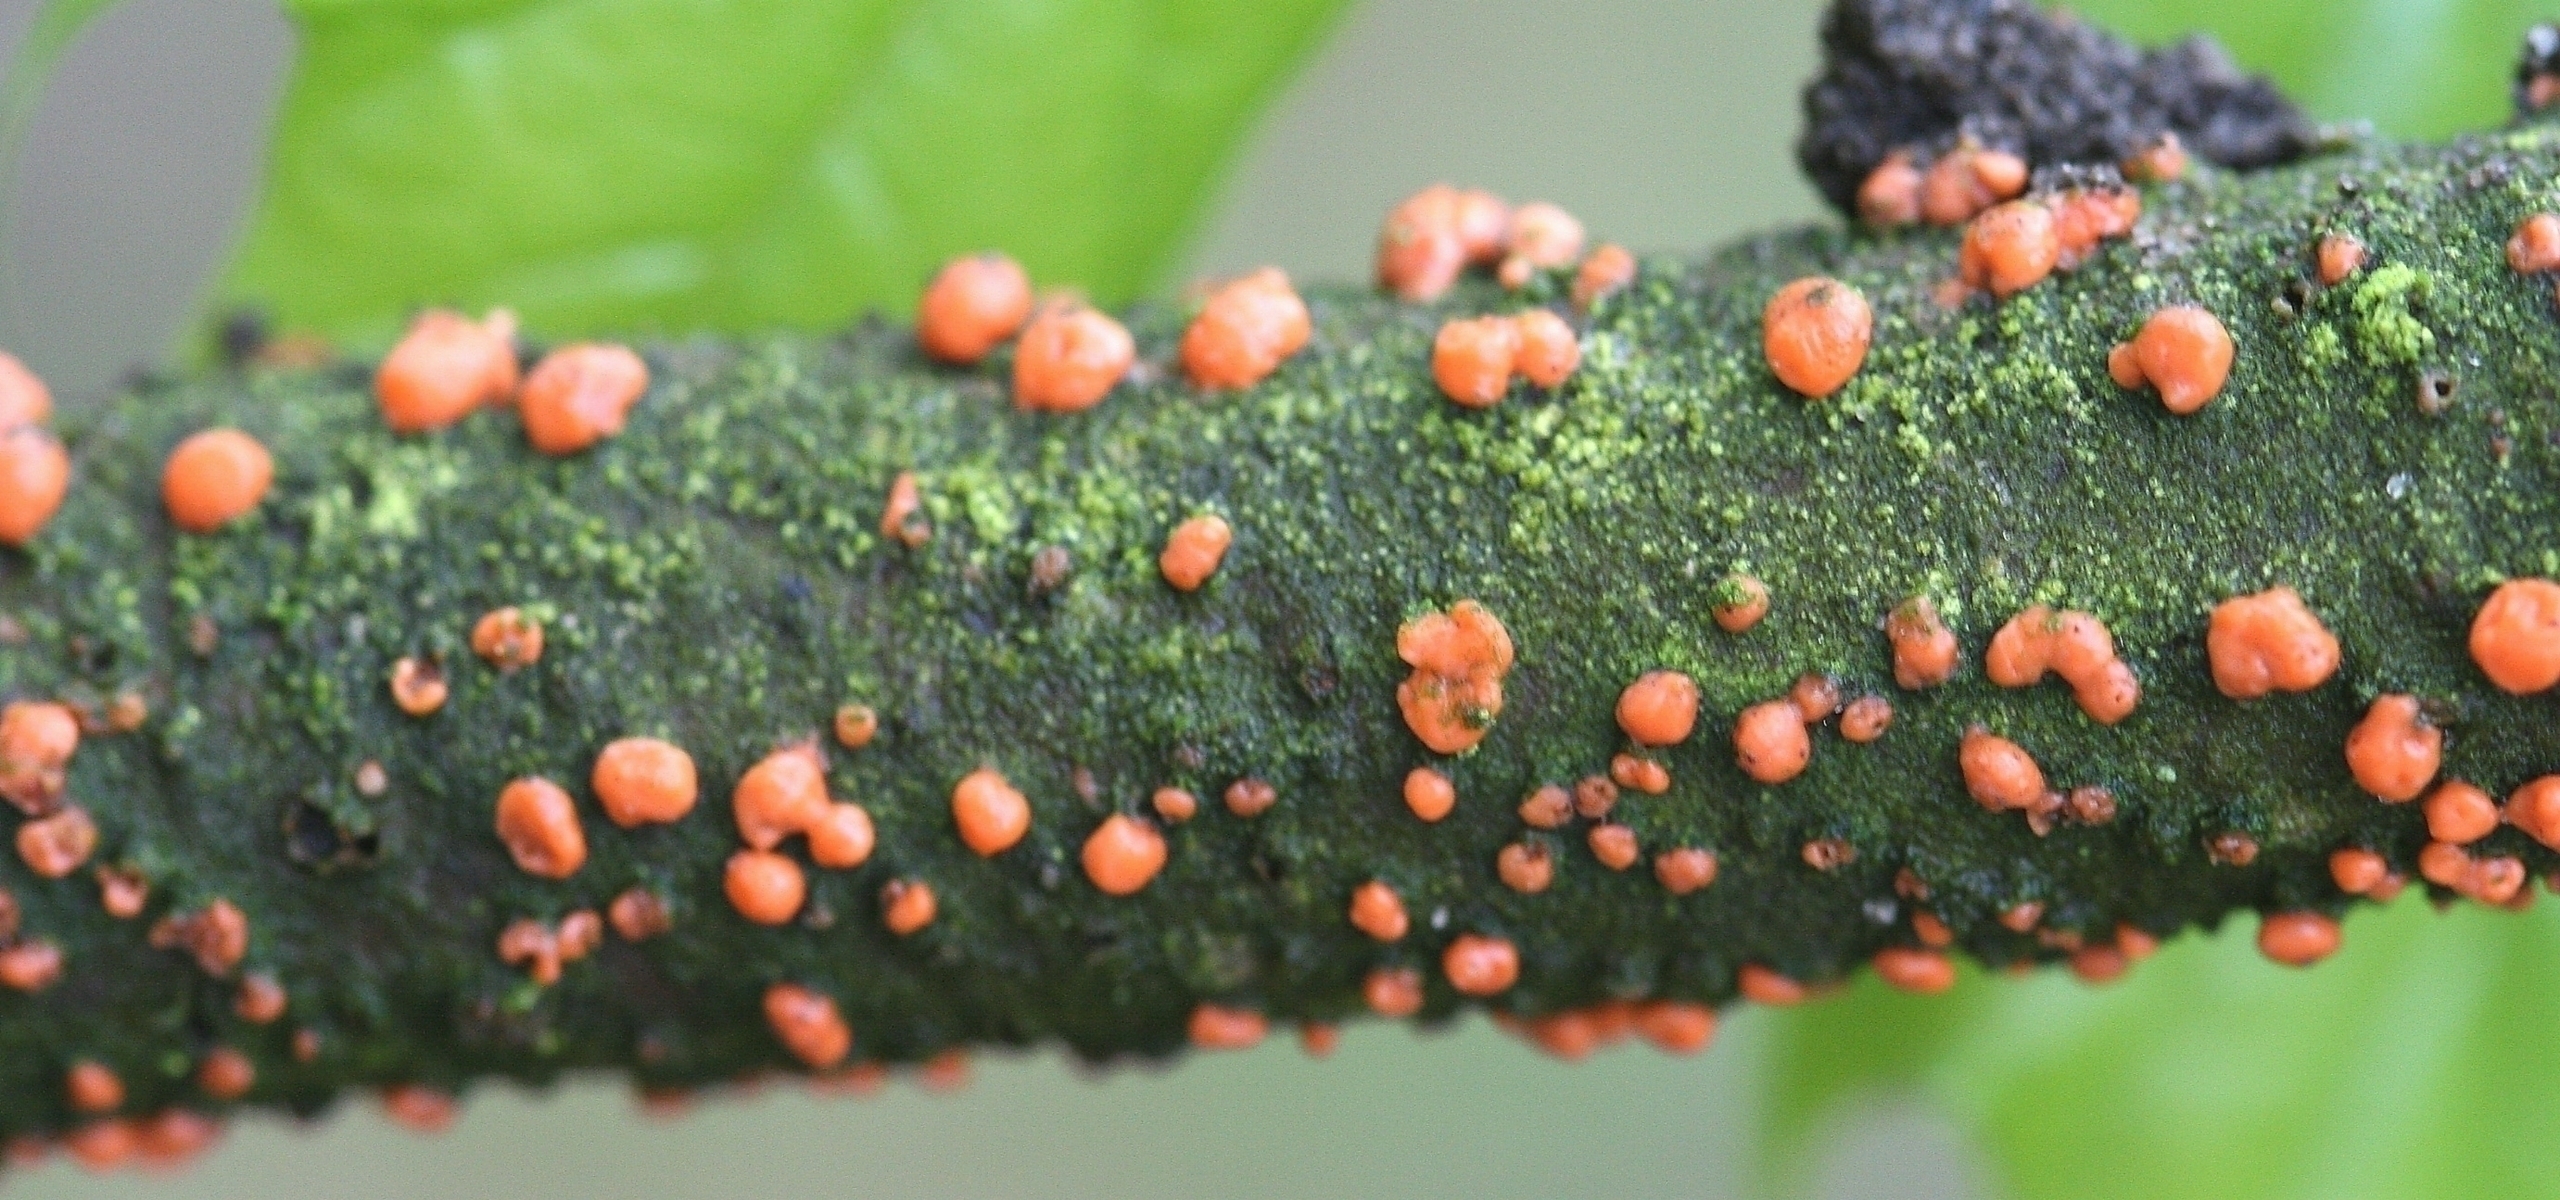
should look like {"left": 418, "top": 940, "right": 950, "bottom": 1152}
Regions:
{"left": 7, "top": 121, "right": 2560, "bottom": 1138}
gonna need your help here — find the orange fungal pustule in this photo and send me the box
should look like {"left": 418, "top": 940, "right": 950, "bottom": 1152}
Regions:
{"left": 1983, "top": 605, "right": 2140, "bottom": 723}
{"left": 1959, "top": 726, "right": 2044, "bottom": 812}
{"left": 2206, "top": 586, "right": 2340, "bottom": 699}
{"left": 2422, "top": 780, "right": 2499, "bottom": 845}
{"left": 1571, "top": 243, "right": 1637, "bottom": 311}
{"left": 1431, "top": 316, "right": 1519, "bottom": 408}
{"left": 1874, "top": 947, "right": 1956, "bottom": 994}
{"left": 725, "top": 850, "right": 807, "bottom": 925}
{"left": 2329, "top": 847, "right": 2390, "bottom": 895}
{"left": 2121, "top": 133, "right": 2187, "bottom": 183}
{"left": 0, "top": 426, "right": 69, "bottom": 547}
{"left": 1442, "top": 933, "right": 1519, "bottom": 995}
{"left": 917, "top": 253, "right": 1033, "bottom": 365}
{"left": 1919, "top": 143, "right": 2028, "bottom": 226}
{"left": 1364, "top": 967, "right": 1424, "bottom": 1017}
{"left": 2316, "top": 233, "right": 2367, "bottom": 285}
{"left": 1013, "top": 303, "right": 1134, "bottom": 413}
{"left": 880, "top": 469, "right": 930, "bottom": 548}
{"left": 1615, "top": 670, "right": 1699, "bottom": 746}
{"left": 1498, "top": 201, "right": 1585, "bottom": 289}
{"left": 1158, "top": 514, "right": 1233, "bottom": 592}
{"left": 1512, "top": 309, "right": 1581, "bottom": 390}
{"left": 1394, "top": 600, "right": 1514, "bottom": 754}
{"left": 0, "top": 698, "right": 78, "bottom": 815}
{"left": 590, "top": 736, "right": 697, "bottom": 828}
{"left": 1375, "top": 185, "right": 1480, "bottom": 302}
{"left": 1839, "top": 695, "right": 1893, "bottom": 743}
{"left": 1223, "top": 777, "right": 1278, "bottom": 818}
{"left": 1762, "top": 276, "right": 1872, "bottom": 399}
{"left": 518, "top": 343, "right": 648, "bottom": 456}
{"left": 1080, "top": 814, "right": 1167, "bottom": 896}
{"left": 1496, "top": 842, "right": 1554, "bottom": 893}
{"left": 2109, "top": 305, "right": 2234, "bottom": 415}
{"left": 2342, "top": 694, "right": 2440, "bottom": 801}
{"left": 17, "top": 805, "right": 98, "bottom": 877}
{"left": 1609, "top": 752, "right": 1669, "bottom": 795}
{"left": 1886, "top": 596, "right": 1959, "bottom": 688}
{"left": 951, "top": 766, "right": 1031, "bottom": 856}
{"left": 1348, "top": 880, "right": 1409, "bottom": 941}
{"left": 161, "top": 429, "right": 273, "bottom": 533}
{"left": 0, "top": 350, "right": 53, "bottom": 429}
{"left": 2047, "top": 184, "right": 2140, "bottom": 267}
{"left": 1857, "top": 150, "right": 1923, "bottom": 226}
{"left": 1151, "top": 786, "right": 1199, "bottom": 824}
{"left": 1588, "top": 823, "right": 1639, "bottom": 870}
{"left": 1737, "top": 963, "right": 1809, "bottom": 1006}
{"left": 1958, "top": 199, "right": 2059, "bottom": 297}
{"left": 1180, "top": 267, "right": 1310, "bottom": 391}
{"left": 2508, "top": 213, "right": 2560, "bottom": 274}
{"left": 2469, "top": 578, "right": 2560, "bottom": 693}
{"left": 807, "top": 802, "right": 876, "bottom": 869}
{"left": 375, "top": 308, "right": 518, "bottom": 433}
{"left": 470, "top": 606, "right": 544, "bottom": 671}
{"left": 1402, "top": 767, "right": 1456, "bottom": 822}
{"left": 832, "top": 703, "right": 880, "bottom": 749}
{"left": 1653, "top": 847, "right": 1717, "bottom": 895}
{"left": 1188, "top": 1004, "right": 1268, "bottom": 1051}
{"left": 1732, "top": 700, "right": 1811, "bottom": 785}
{"left": 734, "top": 745, "right": 829, "bottom": 850}
{"left": 765, "top": 983, "right": 852, "bottom": 1070}
{"left": 2257, "top": 911, "right": 2341, "bottom": 967}
{"left": 493, "top": 777, "right": 585, "bottom": 879}
{"left": 1711, "top": 573, "right": 1769, "bottom": 633}
{"left": 608, "top": 888, "right": 673, "bottom": 941}
{"left": 881, "top": 878, "right": 937, "bottom": 935}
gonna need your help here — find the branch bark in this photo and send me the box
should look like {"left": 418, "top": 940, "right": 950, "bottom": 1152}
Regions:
{"left": 3, "top": 115, "right": 2558, "bottom": 1144}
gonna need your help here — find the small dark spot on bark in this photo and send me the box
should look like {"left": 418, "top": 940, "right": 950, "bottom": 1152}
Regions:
{"left": 1027, "top": 545, "right": 1072, "bottom": 597}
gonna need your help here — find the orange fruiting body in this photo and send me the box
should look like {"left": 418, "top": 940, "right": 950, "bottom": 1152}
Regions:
{"left": 1712, "top": 574, "right": 1769, "bottom": 633}
{"left": 161, "top": 429, "right": 273, "bottom": 533}
{"left": 376, "top": 309, "right": 518, "bottom": 433}
{"left": 2422, "top": 780, "right": 2499, "bottom": 845}
{"left": 2315, "top": 233, "right": 2367, "bottom": 285}
{"left": 1959, "top": 727, "right": 2044, "bottom": 812}
{"left": 1571, "top": 243, "right": 1637, "bottom": 311}
{"left": 880, "top": 470, "right": 930, "bottom": 548}
{"left": 1442, "top": 933, "right": 1519, "bottom": 995}
{"left": 1634, "top": 1001, "right": 1717, "bottom": 1053}
{"left": 1609, "top": 753, "right": 1670, "bottom": 795}
{"left": 1857, "top": 150, "right": 1923, "bottom": 226}
{"left": 764, "top": 983, "right": 852, "bottom": 1069}
{"left": 1159, "top": 514, "right": 1233, "bottom": 592}
{"left": 734, "top": 746, "right": 830, "bottom": 850}
{"left": 1588, "top": 823, "right": 1639, "bottom": 870}
{"left": 518, "top": 343, "right": 648, "bottom": 456}
{"left": 0, "top": 699, "right": 77, "bottom": 815}
{"left": 66, "top": 1061, "right": 123, "bottom": 1113}
{"left": 0, "top": 351, "right": 53, "bottom": 429}
{"left": 1615, "top": 670, "right": 1700, "bottom": 746}
{"left": 1431, "top": 316, "right": 1519, "bottom": 408}
{"left": 1732, "top": 700, "right": 1811, "bottom": 784}
{"left": 1874, "top": 947, "right": 1956, "bottom": 994}
{"left": 1512, "top": 309, "right": 1581, "bottom": 389}
{"left": 387, "top": 656, "right": 447, "bottom": 717}
{"left": 470, "top": 606, "right": 544, "bottom": 671}
{"left": 1223, "top": 777, "right": 1278, "bottom": 817}
{"left": 1402, "top": 767, "right": 1456, "bottom": 822}
{"left": 197, "top": 1047, "right": 256, "bottom": 1101}
{"left": 1737, "top": 964, "right": 1808, "bottom": 1005}
{"left": 1013, "top": 305, "right": 1134, "bottom": 413}
{"left": 1653, "top": 847, "right": 1717, "bottom": 895}
{"left": 1181, "top": 268, "right": 1310, "bottom": 390}
{"left": 1364, "top": 967, "right": 1425, "bottom": 1017}
{"left": 2048, "top": 185, "right": 2141, "bottom": 267}
{"left": 2111, "top": 305, "right": 2234, "bottom": 415}
{"left": 1839, "top": 695, "right": 1893, "bottom": 743}
{"left": 1150, "top": 786, "right": 1199, "bottom": 823}
{"left": 1886, "top": 597, "right": 1959, "bottom": 688}
{"left": 881, "top": 878, "right": 938, "bottom": 935}
{"left": 2329, "top": 847, "right": 2389, "bottom": 895}
{"left": 1188, "top": 1004, "right": 1268, "bottom": 1050}
{"left": 2342, "top": 694, "right": 2440, "bottom": 801}
{"left": 608, "top": 888, "right": 673, "bottom": 941}
{"left": 1080, "top": 814, "right": 1167, "bottom": 896}
{"left": 2206, "top": 586, "right": 2340, "bottom": 699}
{"left": 951, "top": 767, "right": 1031, "bottom": 856}
{"left": 234, "top": 974, "right": 287, "bottom": 1023}
{"left": 1983, "top": 606, "right": 2140, "bottom": 723}
{"left": 2508, "top": 213, "right": 2560, "bottom": 273}
{"left": 725, "top": 850, "right": 807, "bottom": 925}
{"left": 1394, "top": 600, "right": 1514, "bottom": 754}
{"left": 807, "top": 803, "right": 876, "bottom": 869}
{"left": 0, "top": 427, "right": 69, "bottom": 546}
{"left": 2257, "top": 911, "right": 2341, "bottom": 967}
{"left": 493, "top": 777, "right": 586, "bottom": 879}
{"left": 1499, "top": 201, "right": 1585, "bottom": 288}
{"left": 1762, "top": 277, "right": 1872, "bottom": 398}
{"left": 1496, "top": 842, "right": 1554, "bottom": 893}
{"left": 590, "top": 737, "right": 697, "bottom": 828}
{"left": 833, "top": 703, "right": 880, "bottom": 749}
{"left": 2469, "top": 578, "right": 2560, "bottom": 693}
{"left": 1958, "top": 199, "right": 2059, "bottom": 297}
{"left": 1348, "top": 880, "right": 1410, "bottom": 941}
{"left": 1376, "top": 185, "right": 1473, "bottom": 303}
{"left": 917, "top": 253, "right": 1033, "bottom": 365}
{"left": 16, "top": 806, "right": 97, "bottom": 877}
{"left": 1517, "top": 784, "right": 1572, "bottom": 829}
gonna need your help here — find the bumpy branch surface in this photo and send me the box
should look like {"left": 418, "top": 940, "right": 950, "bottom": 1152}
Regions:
{"left": 5, "top": 116, "right": 2560, "bottom": 1139}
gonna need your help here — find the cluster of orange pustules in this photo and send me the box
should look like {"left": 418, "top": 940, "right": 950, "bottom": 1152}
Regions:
{"left": 378, "top": 309, "right": 648, "bottom": 455}
{"left": 1985, "top": 606, "right": 2141, "bottom": 723}
{"left": 1430, "top": 310, "right": 1581, "bottom": 407}
{"left": 1374, "top": 186, "right": 1598, "bottom": 301}
{"left": 1392, "top": 600, "right": 1517, "bottom": 754}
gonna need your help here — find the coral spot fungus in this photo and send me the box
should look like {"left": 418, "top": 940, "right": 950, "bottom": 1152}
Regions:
{"left": 2342, "top": 695, "right": 2440, "bottom": 801}
{"left": 764, "top": 984, "right": 852, "bottom": 1069}
{"left": 1712, "top": 574, "right": 1770, "bottom": 633}
{"left": 1442, "top": 934, "right": 1519, "bottom": 995}
{"left": 1762, "top": 277, "right": 1872, "bottom": 398}
{"left": 2470, "top": 578, "right": 2560, "bottom": 693}
{"left": 917, "top": 253, "right": 1033, "bottom": 365}
{"left": 375, "top": 309, "right": 517, "bottom": 433}
{"left": 590, "top": 737, "right": 698, "bottom": 827}
{"left": 951, "top": 767, "right": 1032, "bottom": 856}
{"left": 724, "top": 850, "right": 806, "bottom": 925}
{"left": 518, "top": 343, "right": 648, "bottom": 456}
{"left": 1348, "top": 881, "right": 1409, "bottom": 941}
{"left": 494, "top": 777, "right": 586, "bottom": 879}
{"left": 1394, "top": 600, "right": 1514, "bottom": 754}
{"left": 0, "top": 427, "right": 69, "bottom": 546}
{"left": 1080, "top": 814, "right": 1167, "bottom": 896}
{"left": 1732, "top": 700, "right": 1812, "bottom": 784}
{"left": 734, "top": 745, "right": 829, "bottom": 850}
{"left": 1158, "top": 514, "right": 1233, "bottom": 592}
{"left": 1887, "top": 597, "right": 1959, "bottom": 688}
{"left": 1181, "top": 268, "right": 1310, "bottom": 390}
{"left": 470, "top": 607, "right": 544, "bottom": 671}
{"left": 1013, "top": 304, "right": 1134, "bottom": 413}
{"left": 2109, "top": 305, "right": 2234, "bottom": 414}
{"left": 1615, "top": 670, "right": 1700, "bottom": 746}
{"left": 1402, "top": 767, "right": 1456, "bottom": 822}
{"left": 2207, "top": 587, "right": 2339, "bottom": 699}
{"left": 161, "top": 429, "right": 273, "bottom": 532}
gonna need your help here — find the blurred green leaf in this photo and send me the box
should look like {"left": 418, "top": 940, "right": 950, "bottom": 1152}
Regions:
{"left": 1762, "top": 898, "right": 2560, "bottom": 1199}
{"left": 219, "top": 0, "right": 1345, "bottom": 345}
{"left": 2068, "top": 0, "right": 2542, "bottom": 138}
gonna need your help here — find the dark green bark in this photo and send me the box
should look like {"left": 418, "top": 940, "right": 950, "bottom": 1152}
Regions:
{"left": 4, "top": 121, "right": 2560, "bottom": 1137}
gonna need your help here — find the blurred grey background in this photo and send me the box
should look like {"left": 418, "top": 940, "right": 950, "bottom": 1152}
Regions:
{"left": 0, "top": 1, "right": 1977, "bottom": 1196}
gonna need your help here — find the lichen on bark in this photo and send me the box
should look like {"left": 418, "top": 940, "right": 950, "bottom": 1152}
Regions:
{"left": 6, "top": 62, "right": 2560, "bottom": 1149}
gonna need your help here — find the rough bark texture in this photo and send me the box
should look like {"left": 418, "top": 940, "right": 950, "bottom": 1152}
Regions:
{"left": 6, "top": 115, "right": 2560, "bottom": 1139}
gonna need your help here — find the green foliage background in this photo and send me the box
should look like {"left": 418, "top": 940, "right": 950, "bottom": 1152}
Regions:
{"left": 9, "top": 2, "right": 2560, "bottom": 1197}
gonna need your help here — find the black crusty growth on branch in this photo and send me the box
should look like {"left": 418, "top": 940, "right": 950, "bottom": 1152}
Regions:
{"left": 4, "top": 0, "right": 2560, "bottom": 1150}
